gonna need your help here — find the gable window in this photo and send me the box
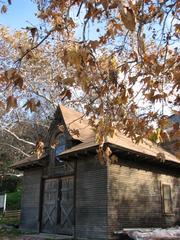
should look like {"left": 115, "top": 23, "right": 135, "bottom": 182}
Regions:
{"left": 162, "top": 184, "right": 173, "bottom": 214}
{"left": 54, "top": 133, "right": 66, "bottom": 165}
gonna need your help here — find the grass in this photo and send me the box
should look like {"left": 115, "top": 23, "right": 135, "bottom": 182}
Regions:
{"left": 0, "top": 181, "right": 22, "bottom": 238}
{"left": 0, "top": 226, "right": 21, "bottom": 237}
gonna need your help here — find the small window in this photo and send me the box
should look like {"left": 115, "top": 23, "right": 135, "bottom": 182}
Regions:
{"left": 54, "top": 133, "right": 66, "bottom": 165}
{"left": 162, "top": 184, "right": 173, "bottom": 214}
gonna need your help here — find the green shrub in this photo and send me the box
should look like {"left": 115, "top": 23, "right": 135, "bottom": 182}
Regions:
{"left": 6, "top": 189, "right": 22, "bottom": 210}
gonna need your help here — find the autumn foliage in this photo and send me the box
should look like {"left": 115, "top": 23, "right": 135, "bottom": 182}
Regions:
{"left": 0, "top": 0, "right": 179, "bottom": 147}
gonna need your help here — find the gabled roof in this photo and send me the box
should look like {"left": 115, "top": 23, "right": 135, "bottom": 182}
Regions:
{"left": 59, "top": 105, "right": 94, "bottom": 142}
{"left": 12, "top": 105, "right": 180, "bottom": 170}
{"left": 58, "top": 105, "right": 180, "bottom": 164}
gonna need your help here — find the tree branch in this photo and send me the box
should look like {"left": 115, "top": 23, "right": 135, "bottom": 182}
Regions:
{"left": 14, "top": 28, "right": 55, "bottom": 64}
{"left": 17, "top": 120, "right": 49, "bottom": 129}
{"left": 0, "top": 143, "right": 30, "bottom": 157}
{"left": 30, "top": 88, "right": 57, "bottom": 109}
{"left": 76, "top": 0, "right": 84, "bottom": 17}
{"left": 3, "top": 128, "right": 36, "bottom": 146}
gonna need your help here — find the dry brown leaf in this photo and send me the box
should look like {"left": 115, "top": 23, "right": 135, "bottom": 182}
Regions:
{"left": 63, "top": 77, "right": 74, "bottom": 85}
{"left": 4, "top": 69, "right": 16, "bottom": 81}
{"left": 89, "top": 40, "right": 99, "bottom": 49}
{"left": 14, "top": 75, "right": 23, "bottom": 89}
{"left": 120, "top": 7, "right": 136, "bottom": 31}
{"left": 175, "top": 24, "right": 180, "bottom": 34}
{"left": 6, "top": 96, "right": 17, "bottom": 110}
{"left": 31, "top": 27, "right": 37, "bottom": 39}
{"left": 111, "top": 154, "right": 118, "bottom": 163}
{"left": 149, "top": 5, "right": 156, "bottom": 12}
{"left": 23, "top": 99, "right": 40, "bottom": 112}
{"left": 35, "top": 140, "right": 45, "bottom": 159}
{"left": 139, "top": 37, "right": 145, "bottom": 53}
{"left": 1, "top": 5, "right": 7, "bottom": 13}
{"left": 60, "top": 89, "right": 72, "bottom": 100}
{"left": 0, "top": 100, "right": 5, "bottom": 109}
{"left": 70, "top": 128, "right": 80, "bottom": 137}
{"left": 173, "top": 70, "right": 180, "bottom": 83}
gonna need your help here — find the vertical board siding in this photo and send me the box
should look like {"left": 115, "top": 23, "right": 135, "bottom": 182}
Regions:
{"left": 108, "top": 161, "right": 180, "bottom": 239}
{"left": 20, "top": 168, "right": 42, "bottom": 232}
{"left": 76, "top": 156, "right": 108, "bottom": 240}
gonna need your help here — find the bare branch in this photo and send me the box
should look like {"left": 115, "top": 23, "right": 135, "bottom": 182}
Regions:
{"left": 76, "top": 0, "right": 84, "bottom": 17}
{"left": 0, "top": 143, "right": 30, "bottom": 157}
{"left": 2, "top": 128, "right": 36, "bottom": 146}
{"left": 14, "top": 28, "right": 55, "bottom": 64}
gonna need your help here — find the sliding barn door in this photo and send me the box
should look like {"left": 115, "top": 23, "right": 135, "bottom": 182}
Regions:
{"left": 41, "top": 179, "right": 59, "bottom": 233}
{"left": 57, "top": 176, "right": 74, "bottom": 235}
{"left": 41, "top": 176, "right": 74, "bottom": 235}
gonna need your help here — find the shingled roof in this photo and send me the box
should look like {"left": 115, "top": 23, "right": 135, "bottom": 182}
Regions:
{"left": 59, "top": 105, "right": 179, "bottom": 164}
{"left": 59, "top": 105, "right": 94, "bottom": 142}
{"left": 12, "top": 105, "right": 180, "bottom": 169}
{"left": 60, "top": 136, "right": 180, "bottom": 165}
{"left": 11, "top": 153, "right": 47, "bottom": 170}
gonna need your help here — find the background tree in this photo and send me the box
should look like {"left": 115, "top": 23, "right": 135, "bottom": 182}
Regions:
{"left": 0, "top": 0, "right": 179, "bottom": 152}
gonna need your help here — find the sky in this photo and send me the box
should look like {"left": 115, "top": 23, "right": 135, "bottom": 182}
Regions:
{"left": 0, "top": 0, "right": 105, "bottom": 41}
{"left": 0, "top": 0, "right": 38, "bottom": 30}
{"left": 0, "top": 0, "right": 177, "bottom": 117}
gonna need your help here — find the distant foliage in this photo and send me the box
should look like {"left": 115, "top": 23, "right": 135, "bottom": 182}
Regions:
{"left": 6, "top": 189, "right": 22, "bottom": 210}
{"left": 0, "top": 176, "right": 22, "bottom": 210}
{"left": 0, "top": 176, "right": 21, "bottom": 193}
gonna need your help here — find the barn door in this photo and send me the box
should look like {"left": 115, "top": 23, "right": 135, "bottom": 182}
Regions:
{"left": 41, "top": 179, "right": 59, "bottom": 233}
{"left": 57, "top": 176, "right": 74, "bottom": 235}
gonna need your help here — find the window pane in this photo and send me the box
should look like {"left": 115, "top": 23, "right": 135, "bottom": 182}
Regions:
{"left": 55, "top": 144, "right": 65, "bottom": 156}
{"left": 54, "top": 133, "right": 66, "bottom": 165}
{"left": 54, "top": 134, "right": 66, "bottom": 156}
{"left": 59, "top": 135, "right": 65, "bottom": 145}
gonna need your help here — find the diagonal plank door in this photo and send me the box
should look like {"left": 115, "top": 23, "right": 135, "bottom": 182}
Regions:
{"left": 41, "top": 179, "right": 59, "bottom": 233}
{"left": 57, "top": 176, "right": 74, "bottom": 235}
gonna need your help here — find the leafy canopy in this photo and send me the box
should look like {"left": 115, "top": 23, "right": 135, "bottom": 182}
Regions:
{"left": 0, "top": 0, "right": 179, "bottom": 145}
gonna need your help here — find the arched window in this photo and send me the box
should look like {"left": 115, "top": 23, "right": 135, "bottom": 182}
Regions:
{"left": 54, "top": 133, "right": 66, "bottom": 165}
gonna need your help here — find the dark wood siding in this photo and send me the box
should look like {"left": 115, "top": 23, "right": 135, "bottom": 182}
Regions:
{"left": 20, "top": 168, "right": 42, "bottom": 232}
{"left": 75, "top": 156, "right": 108, "bottom": 240}
{"left": 107, "top": 159, "right": 180, "bottom": 239}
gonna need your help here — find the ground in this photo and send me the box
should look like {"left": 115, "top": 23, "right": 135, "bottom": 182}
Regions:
{"left": 0, "top": 224, "right": 180, "bottom": 240}
{"left": 0, "top": 226, "right": 72, "bottom": 240}
{"left": 0, "top": 234, "right": 72, "bottom": 240}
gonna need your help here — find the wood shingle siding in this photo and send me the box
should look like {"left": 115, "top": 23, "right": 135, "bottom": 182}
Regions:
{"left": 107, "top": 160, "right": 180, "bottom": 239}
{"left": 75, "top": 156, "right": 108, "bottom": 240}
{"left": 20, "top": 168, "right": 42, "bottom": 232}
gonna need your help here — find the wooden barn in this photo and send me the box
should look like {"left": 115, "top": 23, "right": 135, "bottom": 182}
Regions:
{"left": 12, "top": 105, "right": 180, "bottom": 240}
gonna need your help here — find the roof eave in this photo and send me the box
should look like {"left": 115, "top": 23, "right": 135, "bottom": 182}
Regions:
{"left": 11, "top": 154, "right": 48, "bottom": 170}
{"left": 59, "top": 142, "right": 180, "bottom": 167}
